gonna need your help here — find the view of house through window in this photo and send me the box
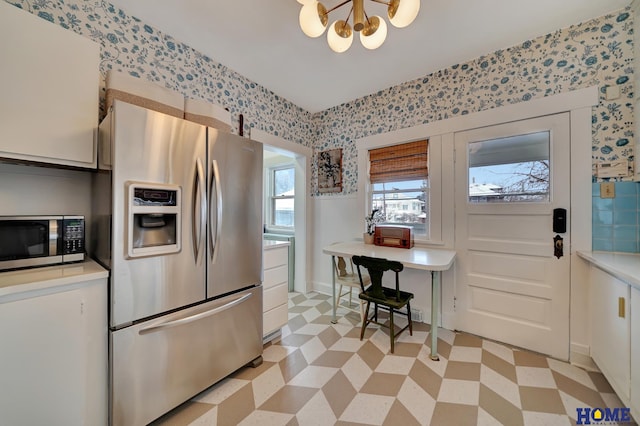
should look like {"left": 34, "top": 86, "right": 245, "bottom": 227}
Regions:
{"left": 270, "top": 166, "right": 295, "bottom": 227}
{"left": 371, "top": 179, "right": 429, "bottom": 237}
{"left": 369, "top": 140, "right": 429, "bottom": 239}
{"left": 468, "top": 131, "right": 550, "bottom": 203}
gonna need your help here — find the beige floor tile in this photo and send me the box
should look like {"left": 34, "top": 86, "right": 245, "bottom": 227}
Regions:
{"left": 430, "top": 402, "right": 478, "bottom": 426}
{"left": 294, "top": 391, "right": 338, "bottom": 426}
{"left": 481, "top": 349, "right": 517, "bottom": 383}
{"left": 588, "top": 371, "right": 615, "bottom": 393}
{"left": 383, "top": 399, "right": 422, "bottom": 426}
{"left": 317, "top": 326, "right": 342, "bottom": 348}
{"left": 251, "top": 364, "right": 286, "bottom": 408}
{"left": 258, "top": 385, "right": 319, "bottom": 414}
{"left": 479, "top": 383, "right": 524, "bottom": 426}
{"left": 397, "top": 376, "right": 436, "bottom": 424}
{"left": 375, "top": 354, "right": 416, "bottom": 375}
{"left": 339, "top": 393, "right": 395, "bottom": 425}
{"left": 552, "top": 370, "right": 606, "bottom": 408}
{"left": 519, "top": 386, "right": 566, "bottom": 414}
{"left": 300, "top": 336, "right": 328, "bottom": 364}
{"left": 515, "top": 366, "right": 557, "bottom": 388}
{"left": 547, "top": 357, "right": 597, "bottom": 390}
{"left": 359, "top": 372, "right": 406, "bottom": 396}
{"left": 522, "top": 411, "right": 572, "bottom": 426}
{"left": 449, "top": 345, "right": 483, "bottom": 363}
{"left": 151, "top": 401, "right": 215, "bottom": 425}
{"left": 437, "top": 379, "right": 480, "bottom": 405}
{"left": 215, "top": 382, "right": 256, "bottom": 426}
{"left": 311, "top": 350, "right": 355, "bottom": 368}
{"left": 321, "top": 369, "right": 358, "bottom": 419}
{"left": 287, "top": 365, "right": 339, "bottom": 388}
{"left": 482, "top": 339, "right": 515, "bottom": 365}
{"left": 444, "top": 361, "right": 481, "bottom": 381}
{"left": 480, "top": 365, "right": 521, "bottom": 409}
{"left": 237, "top": 410, "right": 294, "bottom": 426}
{"left": 513, "top": 350, "right": 549, "bottom": 367}
{"left": 454, "top": 332, "right": 484, "bottom": 348}
{"left": 356, "top": 340, "right": 386, "bottom": 370}
{"left": 279, "top": 349, "right": 309, "bottom": 383}
{"left": 408, "top": 358, "right": 443, "bottom": 400}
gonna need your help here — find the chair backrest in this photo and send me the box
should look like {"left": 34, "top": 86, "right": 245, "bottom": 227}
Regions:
{"left": 333, "top": 256, "right": 355, "bottom": 277}
{"left": 352, "top": 255, "right": 403, "bottom": 300}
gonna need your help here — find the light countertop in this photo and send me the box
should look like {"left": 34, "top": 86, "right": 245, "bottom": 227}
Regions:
{"left": 264, "top": 240, "right": 290, "bottom": 250}
{"left": 578, "top": 251, "right": 640, "bottom": 290}
{"left": 0, "top": 259, "right": 108, "bottom": 300}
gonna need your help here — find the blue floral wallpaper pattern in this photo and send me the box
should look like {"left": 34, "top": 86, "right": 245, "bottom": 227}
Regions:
{"left": 312, "top": 8, "right": 634, "bottom": 195}
{"left": 4, "top": 1, "right": 634, "bottom": 197}
{"left": 5, "top": 0, "right": 316, "bottom": 148}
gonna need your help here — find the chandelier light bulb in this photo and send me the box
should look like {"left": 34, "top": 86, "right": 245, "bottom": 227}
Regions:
{"left": 299, "top": 1, "right": 328, "bottom": 38}
{"left": 327, "top": 20, "right": 353, "bottom": 53}
{"left": 360, "top": 16, "right": 387, "bottom": 50}
{"left": 388, "top": 0, "right": 420, "bottom": 28}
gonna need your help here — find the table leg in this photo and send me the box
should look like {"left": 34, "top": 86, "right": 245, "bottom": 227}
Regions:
{"left": 430, "top": 270, "right": 440, "bottom": 361}
{"left": 331, "top": 255, "right": 337, "bottom": 324}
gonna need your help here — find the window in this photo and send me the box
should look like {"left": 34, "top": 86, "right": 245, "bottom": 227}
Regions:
{"left": 269, "top": 166, "right": 295, "bottom": 228}
{"left": 468, "top": 131, "right": 550, "bottom": 203}
{"left": 369, "top": 140, "right": 429, "bottom": 239}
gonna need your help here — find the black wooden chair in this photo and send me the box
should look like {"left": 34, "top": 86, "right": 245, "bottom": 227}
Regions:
{"left": 352, "top": 255, "right": 414, "bottom": 353}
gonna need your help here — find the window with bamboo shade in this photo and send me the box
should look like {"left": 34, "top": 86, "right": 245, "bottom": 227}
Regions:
{"left": 369, "top": 140, "right": 428, "bottom": 183}
{"left": 368, "top": 140, "right": 430, "bottom": 238}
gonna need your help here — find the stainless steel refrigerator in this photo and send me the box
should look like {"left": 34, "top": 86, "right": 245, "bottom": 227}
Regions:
{"left": 92, "top": 100, "right": 263, "bottom": 426}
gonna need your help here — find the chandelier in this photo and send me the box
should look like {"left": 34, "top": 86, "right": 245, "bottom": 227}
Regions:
{"left": 297, "top": 0, "right": 420, "bottom": 53}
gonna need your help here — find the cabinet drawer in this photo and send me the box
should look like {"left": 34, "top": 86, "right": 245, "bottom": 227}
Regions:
{"left": 264, "top": 247, "right": 288, "bottom": 269}
{"left": 264, "top": 265, "right": 288, "bottom": 289}
{"left": 264, "top": 282, "right": 288, "bottom": 312}
{"left": 263, "top": 303, "right": 288, "bottom": 337}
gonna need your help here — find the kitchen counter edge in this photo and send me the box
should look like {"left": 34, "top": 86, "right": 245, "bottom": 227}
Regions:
{"left": 0, "top": 259, "right": 108, "bottom": 299}
{"left": 577, "top": 250, "right": 640, "bottom": 290}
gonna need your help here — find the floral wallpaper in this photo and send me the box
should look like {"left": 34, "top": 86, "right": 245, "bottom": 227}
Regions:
{"left": 312, "top": 8, "right": 634, "bottom": 195}
{"left": 4, "top": 0, "right": 316, "bottom": 148}
{"left": 4, "top": 1, "right": 634, "bottom": 197}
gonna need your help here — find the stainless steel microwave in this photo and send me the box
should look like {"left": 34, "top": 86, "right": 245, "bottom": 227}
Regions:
{"left": 0, "top": 216, "right": 85, "bottom": 271}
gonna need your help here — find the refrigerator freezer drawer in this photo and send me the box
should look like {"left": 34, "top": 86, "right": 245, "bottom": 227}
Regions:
{"left": 110, "top": 287, "right": 262, "bottom": 426}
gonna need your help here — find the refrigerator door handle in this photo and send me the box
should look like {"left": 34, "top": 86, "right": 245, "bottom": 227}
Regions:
{"left": 192, "top": 158, "right": 206, "bottom": 263}
{"left": 209, "top": 159, "right": 222, "bottom": 263}
{"left": 138, "top": 293, "right": 253, "bottom": 335}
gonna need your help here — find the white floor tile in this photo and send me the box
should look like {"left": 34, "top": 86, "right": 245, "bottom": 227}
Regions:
{"left": 375, "top": 354, "right": 415, "bottom": 375}
{"left": 437, "top": 379, "right": 480, "bottom": 405}
{"left": 287, "top": 366, "right": 339, "bottom": 388}
{"left": 480, "top": 365, "right": 521, "bottom": 409}
{"left": 397, "top": 377, "right": 436, "bottom": 425}
{"left": 515, "top": 366, "right": 557, "bottom": 389}
{"left": 449, "top": 346, "right": 483, "bottom": 363}
{"left": 339, "top": 394, "right": 395, "bottom": 425}
{"left": 295, "top": 391, "right": 338, "bottom": 426}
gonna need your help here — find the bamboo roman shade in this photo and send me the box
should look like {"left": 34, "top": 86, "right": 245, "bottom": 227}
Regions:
{"left": 369, "top": 140, "right": 428, "bottom": 183}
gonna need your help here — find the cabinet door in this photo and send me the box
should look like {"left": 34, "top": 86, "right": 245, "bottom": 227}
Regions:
{"left": 590, "top": 266, "right": 631, "bottom": 403}
{"left": 0, "top": 280, "right": 107, "bottom": 426}
{"left": 631, "top": 286, "right": 640, "bottom": 420}
{"left": 0, "top": 2, "right": 99, "bottom": 168}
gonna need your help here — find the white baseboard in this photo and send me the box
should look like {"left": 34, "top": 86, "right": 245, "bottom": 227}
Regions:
{"left": 570, "top": 342, "right": 599, "bottom": 371}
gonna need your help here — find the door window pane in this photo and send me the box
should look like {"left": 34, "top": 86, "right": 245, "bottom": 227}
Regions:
{"left": 468, "top": 131, "right": 550, "bottom": 203}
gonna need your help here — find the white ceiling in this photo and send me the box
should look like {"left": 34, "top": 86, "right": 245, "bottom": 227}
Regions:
{"left": 107, "top": 0, "right": 630, "bottom": 113}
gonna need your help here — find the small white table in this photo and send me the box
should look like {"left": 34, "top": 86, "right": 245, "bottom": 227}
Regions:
{"left": 323, "top": 241, "right": 456, "bottom": 360}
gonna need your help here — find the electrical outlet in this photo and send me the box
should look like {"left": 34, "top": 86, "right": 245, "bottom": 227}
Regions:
{"left": 600, "top": 182, "right": 615, "bottom": 198}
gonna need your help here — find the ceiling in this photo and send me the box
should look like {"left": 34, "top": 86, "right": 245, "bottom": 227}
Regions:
{"left": 107, "top": 0, "right": 630, "bottom": 113}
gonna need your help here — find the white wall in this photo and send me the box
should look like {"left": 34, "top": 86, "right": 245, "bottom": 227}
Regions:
{"left": 0, "top": 163, "right": 92, "bottom": 217}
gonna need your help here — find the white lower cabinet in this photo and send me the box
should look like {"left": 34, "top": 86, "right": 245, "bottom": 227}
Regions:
{"left": 631, "top": 286, "right": 640, "bottom": 421}
{"left": 590, "top": 266, "right": 631, "bottom": 404}
{"left": 263, "top": 242, "right": 290, "bottom": 339}
{"left": 0, "top": 277, "right": 107, "bottom": 425}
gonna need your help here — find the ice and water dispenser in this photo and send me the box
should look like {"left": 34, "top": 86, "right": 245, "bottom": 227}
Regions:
{"left": 126, "top": 182, "right": 181, "bottom": 258}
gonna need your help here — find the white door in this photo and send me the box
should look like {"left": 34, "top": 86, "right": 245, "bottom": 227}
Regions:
{"left": 454, "top": 113, "right": 571, "bottom": 360}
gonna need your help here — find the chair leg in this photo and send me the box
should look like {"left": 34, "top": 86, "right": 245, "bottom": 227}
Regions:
{"left": 407, "top": 300, "right": 413, "bottom": 336}
{"left": 389, "top": 308, "right": 395, "bottom": 354}
{"left": 360, "top": 301, "right": 370, "bottom": 341}
{"left": 336, "top": 284, "right": 343, "bottom": 308}
{"left": 359, "top": 299, "right": 365, "bottom": 324}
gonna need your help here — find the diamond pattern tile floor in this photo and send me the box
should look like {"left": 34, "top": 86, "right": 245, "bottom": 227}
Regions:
{"left": 152, "top": 292, "right": 634, "bottom": 426}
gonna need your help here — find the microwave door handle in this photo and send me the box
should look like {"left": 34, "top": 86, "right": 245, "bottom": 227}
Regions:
{"left": 192, "top": 158, "right": 206, "bottom": 263}
{"left": 209, "top": 159, "right": 222, "bottom": 263}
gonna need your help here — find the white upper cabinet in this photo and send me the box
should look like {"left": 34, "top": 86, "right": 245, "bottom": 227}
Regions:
{"left": 0, "top": 2, "right": 99, "bottom": 168}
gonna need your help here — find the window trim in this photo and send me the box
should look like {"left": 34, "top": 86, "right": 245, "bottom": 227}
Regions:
{"left": 357, "top": 135, "right": 444, "bottom": 246}
{"left": 267, "top": 165, "right": 295, "bottom": 230}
